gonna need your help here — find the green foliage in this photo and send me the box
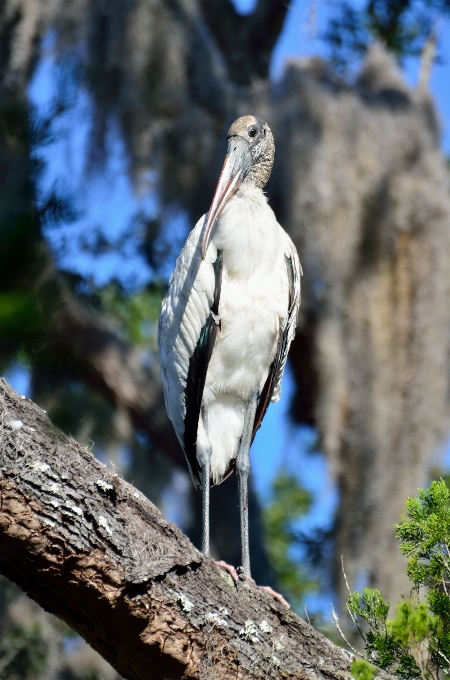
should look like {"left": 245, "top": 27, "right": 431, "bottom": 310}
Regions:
{"left": 348, "top": 588, "right": 390, "bottom": 631}
{"left": 351, "top": 658, "right": 376, "bottom": 680}
{"left": 0, "top": 623, "right": 48, "bottom": 679}
{"left": 99, "top": 281, "right": 165, "bottom": 347}
{"left": 262, "top": 472, "right": 316, "bottom": 608}
{"left": 0, "top": 291, "right": 43, "bottom": 339}
{"left": 0, "top": 98, "right": 76, "bottom": 370}
{"left": 345, "top": 480, "right": 450, "bottom": 679}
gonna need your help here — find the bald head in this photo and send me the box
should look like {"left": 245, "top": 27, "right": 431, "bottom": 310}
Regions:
{"left": 228, "top": 115, "right": 259, "bottom": 137}
{"left": 227, "top": 116, "right": 275, "bottom": 189}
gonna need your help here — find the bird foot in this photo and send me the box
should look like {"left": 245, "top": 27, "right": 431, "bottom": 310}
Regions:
{"left": 236, "top": 566, "right": 254, "bottom": 582}
{"left": 215, "top": 560, "right": 239, "bottom": 583}
{"left": 215, "top": 562, "right": 289, "bottom": 607}
{"left": 260, "top": 585, "right": 290, "bottom": 608}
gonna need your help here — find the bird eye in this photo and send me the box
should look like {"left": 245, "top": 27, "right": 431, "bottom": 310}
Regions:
{"left": 248, "top": 126, "right": 257, "bottom": 138}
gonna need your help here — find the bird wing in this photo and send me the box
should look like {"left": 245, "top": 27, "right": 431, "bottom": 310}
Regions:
{"left": 158, "top": 217, "right": 221, "bottom": 488}
{"left": 251, "top": 231, "right": 302, "bottom": 441}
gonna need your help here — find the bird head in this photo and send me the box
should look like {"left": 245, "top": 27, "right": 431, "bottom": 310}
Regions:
{"left": 200, "top": 115, "right": 275, "bottom": 259}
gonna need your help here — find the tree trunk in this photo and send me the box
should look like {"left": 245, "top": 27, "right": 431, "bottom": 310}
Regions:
{"left": 0, "top": 376, "right": 362, "bottom": 679}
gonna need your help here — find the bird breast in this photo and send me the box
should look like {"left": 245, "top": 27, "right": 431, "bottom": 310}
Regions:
{"left": 204, "top": 182, "right": 289, "bottom": 402}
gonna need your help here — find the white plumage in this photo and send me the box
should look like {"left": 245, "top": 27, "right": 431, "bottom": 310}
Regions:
{"left": 159, "top": 182, "right": 300, "bottom": 484}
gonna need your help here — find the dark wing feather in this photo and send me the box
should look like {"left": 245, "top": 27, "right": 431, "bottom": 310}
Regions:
{"left": 251, "top": 342, "right": 281, "bottom": 442}
{"left": 252, "top": 243, "right": 301, "bottom": 442}
{"left": 184, "top": 250, "right": 223, "bottom": 486}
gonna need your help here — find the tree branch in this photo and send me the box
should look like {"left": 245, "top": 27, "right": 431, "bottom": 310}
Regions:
{"left": 200, "top": 0, "right": 289, "bottom": 84}
{"left": 22, "top": 239, "right": 184, "bottom": 468}
{"left": 0, "top": 377, "right": 357, "bottom": 679}
{"left": 50, "top": 293, "right": 183, "bottom": 467}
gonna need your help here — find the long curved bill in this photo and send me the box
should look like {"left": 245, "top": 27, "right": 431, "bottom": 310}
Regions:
{"left": 200, "top": 137, "right": 251, "bottom": 260}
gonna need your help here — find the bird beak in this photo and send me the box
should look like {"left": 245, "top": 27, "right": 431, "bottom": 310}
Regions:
{"left": 200, "top": 136, "right": 252, "bottom": 259}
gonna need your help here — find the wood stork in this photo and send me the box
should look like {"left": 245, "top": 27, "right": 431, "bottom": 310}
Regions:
{"left": 158, "top": 115, "right": 301, "bottom": 576}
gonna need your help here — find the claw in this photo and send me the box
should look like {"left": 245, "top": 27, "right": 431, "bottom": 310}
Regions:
{"left": 236, "top": 565, "right": 255, "bottom": 582}
{"left": 215, "top": 560, "right": 239, "bottom": 583}
{"left": 260, "top": 585, "right": 290, "bottom": 608}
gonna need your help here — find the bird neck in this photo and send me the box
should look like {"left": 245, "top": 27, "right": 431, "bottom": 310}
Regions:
{"left": 211, "top": 182, "right": 281, "bottom": 277}
{"left": 236, "top": 180, "right": 268, "bottom": 204}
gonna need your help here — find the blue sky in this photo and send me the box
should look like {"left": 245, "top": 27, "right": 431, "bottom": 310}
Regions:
{"left": 6, "top": 0, "right": 450, "bottom": 615}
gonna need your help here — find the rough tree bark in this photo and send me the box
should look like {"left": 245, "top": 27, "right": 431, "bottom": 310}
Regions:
{"left": 0, "top": 377, "right": 360, "bottom": 679}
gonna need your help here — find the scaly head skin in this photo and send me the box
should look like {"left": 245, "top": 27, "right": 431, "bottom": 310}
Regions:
{"left": 227, "top": 115, "right": 275, "bottom": 189}
{"left": 200, "top": 115, "right": 275, "bottom": 259}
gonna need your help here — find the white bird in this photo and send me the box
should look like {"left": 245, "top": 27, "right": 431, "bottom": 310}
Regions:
{"left": 158, "top": 115, "right": 301, "bottom": 576}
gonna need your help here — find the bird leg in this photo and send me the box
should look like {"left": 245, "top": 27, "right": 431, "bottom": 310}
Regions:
{"left": 199, "top": 407, "right": 212, "bottom": 556}
{"left": 236, "top": 392, "right": 258, "bottom": 577}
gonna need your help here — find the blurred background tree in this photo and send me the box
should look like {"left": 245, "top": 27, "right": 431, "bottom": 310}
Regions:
{"left": 1, "top": 0, "right": 450, "bottom": 676}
